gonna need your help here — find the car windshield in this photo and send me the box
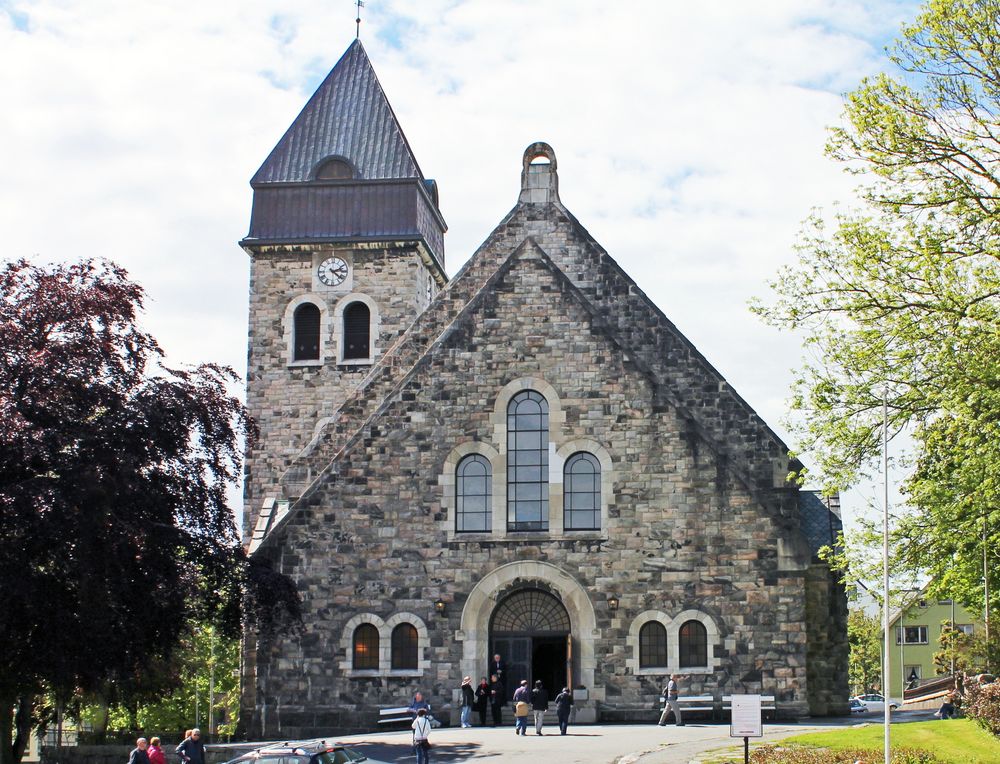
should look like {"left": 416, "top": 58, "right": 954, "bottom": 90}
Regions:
{"left": 251, "top": 756, "right": 312, "bottom": 764}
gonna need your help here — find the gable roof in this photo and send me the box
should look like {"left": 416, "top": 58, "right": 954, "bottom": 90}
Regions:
{"left": 251, "top": 40, "right": 424, "bottom": 185}
{"left": 251, "top": 145, "right": 806, "bottom": 553}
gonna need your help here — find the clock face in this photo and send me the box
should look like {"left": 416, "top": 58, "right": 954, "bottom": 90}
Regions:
{"left": 318, "top": 256, "right": 349, "bottom": 286}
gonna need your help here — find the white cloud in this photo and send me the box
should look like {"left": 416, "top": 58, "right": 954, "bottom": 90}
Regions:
{"left": 0, "top": 0, "right": 921, "bottom": 525}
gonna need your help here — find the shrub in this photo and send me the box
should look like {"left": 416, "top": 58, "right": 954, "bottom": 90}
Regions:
{"left": 748, "top": 744, "right": 944, "bottom": 763}
{"left": 964, "top": 680, "right": 1000, "bottom": 736}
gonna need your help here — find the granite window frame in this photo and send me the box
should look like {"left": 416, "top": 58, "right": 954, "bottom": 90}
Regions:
{"left": 339, "top": 613, "right": 429, "bottom": 677}
{"left": 563, "top": 451, "right": 601, "bottom": 530}
{"left": 283, "top": 294, "right": 329, "bottom": 367}
{"left": 333, "top": 293, "right": 380, "bottom": 366}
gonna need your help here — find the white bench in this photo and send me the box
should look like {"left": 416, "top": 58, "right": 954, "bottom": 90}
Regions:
{"left": 660, "top": 694, "right": 715, "bottom": 721}
{"left": 722, "top": 695, "right": 776, "bottom": 719}
{"left": 377, "top": 706, "right": 412, "bottom": 726}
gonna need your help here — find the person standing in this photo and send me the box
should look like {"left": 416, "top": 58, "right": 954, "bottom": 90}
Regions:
{"left": 489, "top": 653, "right": 505, "bottom": 682}
{"left": 658, "top": 675, "right": 684, "bottom": 726}
{"left": 146, "top": 738, "right": 166, "bottom": 764}
{"left": 489, "top": 673, "right": 505, "bottom": 727}
{"left": 411, "top": 708, "right": 432, "bottom": 764}
{"left": 475, "top": 677, "right": 490, "bottom": 726}
{"left": 176, "top": 728, "right": 205, "bottom": 764}
{"left": 128, "top": 738, "right": 149, "bottom": 764}
{"left": 512, "top": 680, "right": 530, "bottom": 736}
{"left": 554, "top": 686, "right": 573, "bottom": 735}
{"left": 459, "top": 676, "right": 475, "bottom": 728}
{"left": 530, "top": 680, "right": 549, "bottom": 735}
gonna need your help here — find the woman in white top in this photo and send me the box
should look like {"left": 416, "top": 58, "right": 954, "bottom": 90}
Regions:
{"left": 412, "top": 707, "right": 432, "bottom": 764}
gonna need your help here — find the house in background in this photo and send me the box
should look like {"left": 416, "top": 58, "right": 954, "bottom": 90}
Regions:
{"left": 888, "top": 585, "right": 981, "bottom": 699}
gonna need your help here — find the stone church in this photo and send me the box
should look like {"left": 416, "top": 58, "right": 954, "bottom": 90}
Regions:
{"left": 239, "top": 39, "right": 848, "bottom": 736}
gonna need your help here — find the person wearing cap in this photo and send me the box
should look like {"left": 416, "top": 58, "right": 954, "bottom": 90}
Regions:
{"left": 459, "top": 676, "right": 475, "bottom": 728}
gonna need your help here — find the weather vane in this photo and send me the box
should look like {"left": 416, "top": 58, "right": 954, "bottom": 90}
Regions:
{"left": 355, "top": 0, "right": 364, "bottom": 39}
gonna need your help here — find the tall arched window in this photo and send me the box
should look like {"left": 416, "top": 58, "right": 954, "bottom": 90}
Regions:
{"left": 391, "top": 623, "right": 418, "bottom": 670}
{"left": 679, "top": 620, "right": 708, "bottom": 668}
{"left": 639, "top": 622, "right": 667, "bottom": 668}
{"left": 292, "top": 302, "right": 321, "bottom": 361}
{"left": 343, "top": 301, "right": 371, "bottom": 360}
{"left": 563, "top": 452, "right": 600, "bottom": 530}
{"left": 507, "top": 390, "right": 548, "bottom": 531}
{"left": 456, "top": 454, "right": 492, "bottom": 532}
{"left": 352, "top": 623, "right": 379, "bottom": 670}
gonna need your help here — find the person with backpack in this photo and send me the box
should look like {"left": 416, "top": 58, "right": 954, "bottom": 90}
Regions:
{"left": 411, "top": 707, "right": 432, "bottom": 764}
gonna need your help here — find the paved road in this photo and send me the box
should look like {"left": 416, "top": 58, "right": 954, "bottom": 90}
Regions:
{"left": 332, "top": 709, "right": 938, "bottom": 763}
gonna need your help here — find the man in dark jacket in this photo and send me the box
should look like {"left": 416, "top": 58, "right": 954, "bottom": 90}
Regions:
{"left": 489, "top": 673, "right": 505, "bottom": 727}
{"left": 530, "top": 680, "right": 549, "bottom": 735}
{"left": 176, "top": 729, "right": 205, "bottom": 764}
{"left": 128, "top": 738, "right": 150, "bottom": 764}
{"left": 554, "top": 687, "right": 573, "bottom": 735}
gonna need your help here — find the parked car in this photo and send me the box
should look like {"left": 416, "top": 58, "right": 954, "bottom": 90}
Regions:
{"left": 849, "top": 697, "right": 867, "bottom": 714}
{"left": 224, "top": 741, "right": 390, "bottom": 764}
{"left": 854, "top": 694, "right": 899, "bottom": 713}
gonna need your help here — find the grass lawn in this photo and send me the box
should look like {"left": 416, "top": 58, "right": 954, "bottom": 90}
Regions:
{"left": 776, "top": 719, "right": 1000, "bottom": 763}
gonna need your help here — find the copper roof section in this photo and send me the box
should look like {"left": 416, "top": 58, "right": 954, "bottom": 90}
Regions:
{"left": 251, "top": 39, "right": 424, "bottom": 185}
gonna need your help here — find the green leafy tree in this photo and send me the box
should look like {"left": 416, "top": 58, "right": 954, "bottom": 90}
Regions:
{"left": 849, "top": 610, "right": 884, "bottom": 695}
{"left": 0, "top": 259, "right": 299, "bottom": 764}
{"left": 752, "top": 0, "right": 1000, "bottom": 617}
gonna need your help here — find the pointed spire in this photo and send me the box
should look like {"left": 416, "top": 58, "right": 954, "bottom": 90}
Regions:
{"left": 251, "top": 40, "right": 424, "bottom": 185}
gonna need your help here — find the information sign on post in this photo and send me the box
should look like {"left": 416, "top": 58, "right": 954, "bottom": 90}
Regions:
{"left": 729, "top": 694, "right": 763, "bottom": 764}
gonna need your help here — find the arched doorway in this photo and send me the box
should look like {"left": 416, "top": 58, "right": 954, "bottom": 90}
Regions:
{"left": 490, "top": 588, "right": 571, "bottom": 700}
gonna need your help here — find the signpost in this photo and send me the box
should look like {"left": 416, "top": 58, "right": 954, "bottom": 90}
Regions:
{"left": 730, "top": 694, "right": 763, "bottom": 764}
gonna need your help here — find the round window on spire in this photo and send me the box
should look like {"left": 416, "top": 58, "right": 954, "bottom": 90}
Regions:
{"left": 315, "top": 157, "right": 355, "bottom": 180}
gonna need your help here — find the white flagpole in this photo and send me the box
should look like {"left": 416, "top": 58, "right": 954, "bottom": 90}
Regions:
{"left": 883, "top": 389, "right": 891, "bottom": 763}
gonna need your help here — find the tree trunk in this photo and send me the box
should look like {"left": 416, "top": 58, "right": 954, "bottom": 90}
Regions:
{"left": 1, "top": 696, "right": 16, "bottom": 764}
{"left": 12, "top": 697, "right": 33, "bottom": 763}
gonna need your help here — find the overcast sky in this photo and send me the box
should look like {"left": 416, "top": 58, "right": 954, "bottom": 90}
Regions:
{"left": 1, "top": 0, "right": 922, "bottom": 526}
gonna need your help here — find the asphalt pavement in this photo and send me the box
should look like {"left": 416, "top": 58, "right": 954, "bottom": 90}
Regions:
{"left": 332, "top": 708, "right": 939, "bottom": 763}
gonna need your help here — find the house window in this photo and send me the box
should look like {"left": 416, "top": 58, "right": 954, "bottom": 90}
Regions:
{"left": 957, "top": 624, "right": 974, "bottom": 635}
{"left": 639, "top": 622, "right": 667, "bottom": 668}
{"left": 679, "top": 620, "right": 708, "bottom": 668}
{"left": 507, "top": 390, "right": 549, "bottom": 531}
{"left": 352, "top": 624, "right": 379, "bottom": 669}
{"left": 564, "top": 452, "right": 600, "bottom": 530}
{"left": 292, "top": 303, "right": 321, "bottom": 361}
{"left": 391, "top": 623, "right": 418, "bottom": 670}
{"left": 456, "top": 454, "right": 492, "bottom": 532}
{"left": 343, "top": 301, "right": 371, "bottom": 360}
{"left": 896, "top": 625, "right": 929, "bottom": 645}
{"left": 905, "top": 665, "right": 922, "bottom": 685}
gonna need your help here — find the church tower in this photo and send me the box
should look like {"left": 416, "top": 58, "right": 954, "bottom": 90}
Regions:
{"left": 240, "top": 40, "right": 447, "bottom": 541}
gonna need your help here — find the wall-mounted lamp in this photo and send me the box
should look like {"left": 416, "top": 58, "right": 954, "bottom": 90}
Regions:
{"left": 607, "top": 595, "right": 620, "bottom": 612}
{"left": 434, "top": 598, "right": 446, "bottom": 615}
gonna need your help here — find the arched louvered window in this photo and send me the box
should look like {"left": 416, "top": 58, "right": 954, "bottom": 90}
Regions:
{"left": 352, "top": 623, "right": 379, "bottom": 670}
{"left": 456, "top": 454, "right": 492, "bottom": 532}
{"left": 507, "top": 390, "right": 548, "bottom": 531}
{"left": 343, "top": 301, "right": 371, "bottom": 360}
{"left": 292, "top": 302, "right": 321, "bottom": 362}
{"left": 563, "top": 452, "right": 600, "bottom": 530}
{"left": 315, "top": 157, "right": 354, "bottom": 180}
{"left": 679, "top": 620, "right": 708, "bottom": 668}
{"left": 391, "top": 623, "right": 419, "bottom": 670}
{"left": 639, "top": 622, "right": 667, "bottom": 668}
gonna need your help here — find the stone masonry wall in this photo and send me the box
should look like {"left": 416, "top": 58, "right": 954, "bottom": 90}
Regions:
{"left": 243, "top": 242, "right": 437, "bottom": 536}
{"left": 243, "top": 246, "right": 813, "bottom": 737}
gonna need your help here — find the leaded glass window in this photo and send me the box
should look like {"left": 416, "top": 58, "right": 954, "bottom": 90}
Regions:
{"left": 563, "top": 452, "right": 600, "bottom": 530}
{"left": 391, "top": 623, "right": 418, "bottom": 670}
{"left": 639, "top": 622, "right": 667, "bottom": 668}
{"left": 491, "top": 589, "right": 570, "bottom": 633}
{"left": 507, "top": 390, "right": 548, "bottom": 531}
{"left": 679, "top": 620, "right": 707, "bottom": 668}
{"left": 352, "top": 623, "right": 378, "bottom": 670}
{"left": 456, "top": 454, "right": 492, "bottom": 532}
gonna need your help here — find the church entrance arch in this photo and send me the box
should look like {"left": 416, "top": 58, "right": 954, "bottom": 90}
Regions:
{"left": 490, "top": 588, "right": 570, "bottom": 700}
{"left": 457, "top": 560, "right": 598, "bottom": 712}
